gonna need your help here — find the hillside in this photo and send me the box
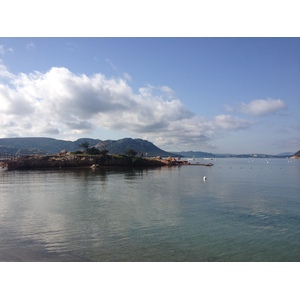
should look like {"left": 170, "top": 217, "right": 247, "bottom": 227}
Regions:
{"left": 0, "top": 137, "right": 80, "bottom": 154}
{"left": 0, "top": 137, "right": 175, "bottom": 157}
{"left": 94, "top": 138, "right": 174, "bottom": 157}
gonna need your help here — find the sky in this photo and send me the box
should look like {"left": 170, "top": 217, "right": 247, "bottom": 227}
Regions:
{"left": 0, "top": 37, "right": 299, "bottom": 154}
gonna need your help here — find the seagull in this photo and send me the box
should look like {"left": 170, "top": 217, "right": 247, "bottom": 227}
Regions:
{"left": 203, "top": 176, "right": 207, "bottom": 181}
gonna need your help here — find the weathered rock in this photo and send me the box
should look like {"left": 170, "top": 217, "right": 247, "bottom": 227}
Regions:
{"left": 4, "top": 154, "right": 166, "bottom": 170}
{"left": 58, "top": 149, "right": 67, "bottom": 155}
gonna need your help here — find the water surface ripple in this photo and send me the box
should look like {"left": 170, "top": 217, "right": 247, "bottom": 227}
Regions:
{"left": 0, "top": 158, "right": 299, "bottom": 261}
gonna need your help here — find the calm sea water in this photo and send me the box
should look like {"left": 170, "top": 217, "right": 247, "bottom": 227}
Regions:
{"left": 0, "top": 158, "right": 299, "bottom": 261}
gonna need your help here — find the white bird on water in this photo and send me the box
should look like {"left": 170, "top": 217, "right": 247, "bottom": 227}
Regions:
{"left": 203, "top": 176, "right": 207, "bottom": 181}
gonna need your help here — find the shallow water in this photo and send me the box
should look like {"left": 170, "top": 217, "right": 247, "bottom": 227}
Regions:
{"left": 0, "top": 158, "right": 299, "bottom": 261}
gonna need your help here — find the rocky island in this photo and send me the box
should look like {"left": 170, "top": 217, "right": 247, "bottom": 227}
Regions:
{"left": 0, "top": 138, "right": 216, "bottom": 171}
{"left": 0, "top": 152, "right": 192, "bottom": 171}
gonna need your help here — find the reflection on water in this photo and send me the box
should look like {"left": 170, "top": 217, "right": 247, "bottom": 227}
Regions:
{"left": 0, "top": 159, "right": 300, "bottom": 261}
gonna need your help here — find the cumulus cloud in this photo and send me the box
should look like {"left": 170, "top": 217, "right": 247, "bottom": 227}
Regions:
{"left": 140, "top": 113, "right": 254, "bottom": 151}
{"left": 237, "top": 99, "right": 287, "bottom": 116}
{"left": 0, "top": 63, "right": 253, "bottom": 149}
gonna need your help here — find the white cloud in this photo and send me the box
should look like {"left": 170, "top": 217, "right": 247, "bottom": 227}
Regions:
{"left": 0, "top": 63, "right": 254, "bottom": 150}
{"left": 105, "top": 58, "right": 118, "bottom": 71}
{"left": 223, "top": 103, "right": 234, "bottom": 113}
{"left": 238, "top": 99, "right": 287, "bottom": 116}
{"left": 160, "top": 85, "right": 175, "bottom": 99}
{"left": 0, "top": 61, "right": 15, "bottom": 79}
{"left": 212, "top": 114, "right": 253, "bottom": 130}
{"left": 0, "top": 45, "right": 13, "bottom": 55}
{"left": 26, "top": 42, "right": 35, "bottom": 51}
{"left": 122, "top": 72, "right": 132, "bottom": 82}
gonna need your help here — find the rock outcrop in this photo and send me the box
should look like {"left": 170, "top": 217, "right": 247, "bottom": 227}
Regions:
{"left": 2, "top": 154, "right": 168, "bottom": 170}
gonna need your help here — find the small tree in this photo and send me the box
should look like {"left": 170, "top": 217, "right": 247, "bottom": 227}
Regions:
{"left": 79, "top": 142, "right": 90, "bottom": 151}
{"left": 99, "top": 149, "right": 109, "bottom": 156}
{"left": 125, "top": 149, "right": 137, "bottom": 157}
{"left": 87, "top": 147, "right": 101, "bottom": 155}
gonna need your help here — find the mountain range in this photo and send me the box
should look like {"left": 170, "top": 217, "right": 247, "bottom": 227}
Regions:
{"left": 0, "top": 137, "right": 176, "bottom": 157}
{"left": 0, "top": 137, "right": 298, "bottom": 158}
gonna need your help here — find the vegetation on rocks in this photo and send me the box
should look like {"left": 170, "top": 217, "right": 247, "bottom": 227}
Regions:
{"left": 124, "top": 149, "right": 137, "bottom": 157}
{"left": 3, "top": 152, "right": 168, "bottom": 170}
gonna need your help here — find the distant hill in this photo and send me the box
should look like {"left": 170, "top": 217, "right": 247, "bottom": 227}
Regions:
{"left": 0, "top": 137, "right": 76, "bottom": 154}
{"left": 1, "top": 137, "right": 297, "bottom": 158}
{"left": 173, "top": 151, "right": 215, "bottom": 158}
{"left": 276, "top": 152, "right": 294, "bottom": 156}
{"left": 94, "top": 138, "right": 174, "bottom": 157}
{"left": 0, "top": 137, "right": 176, "bottom": 157}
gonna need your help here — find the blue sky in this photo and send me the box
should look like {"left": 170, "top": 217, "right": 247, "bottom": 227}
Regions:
{"left": 0, "top": 37, "right": 299, "bottom": 154}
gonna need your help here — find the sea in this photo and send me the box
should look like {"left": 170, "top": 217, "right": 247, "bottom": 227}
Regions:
{"left": 0, "top": 157, "right": 299, "bottom": 262}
